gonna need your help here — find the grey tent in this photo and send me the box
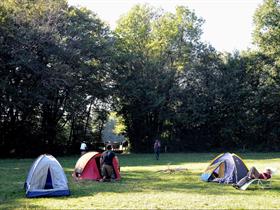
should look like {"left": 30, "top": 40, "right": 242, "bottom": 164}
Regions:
{"left": 201, "top": 152, "right": 248, "bottom": 184}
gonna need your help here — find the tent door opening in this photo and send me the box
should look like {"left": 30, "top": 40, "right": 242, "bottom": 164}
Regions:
{"left": 213, "top": 162, "right": 225, "bottom": 178}
{"left": 95, "top": 156, "right": 102, "bottom": 176}
{"left": 44, "top": 168, "right": 53, "bottom": 189}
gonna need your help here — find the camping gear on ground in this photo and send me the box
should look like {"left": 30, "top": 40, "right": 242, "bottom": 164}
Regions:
{"left": 239, "top": 179, "right": 272, "bottom": 190}
{"left": 157, "top": 167, "right": 188, "bottom": 174}
{"left": 24, "top": 154, "right": 70, "bottom": 198}
{"left": 201, "top": 152, "right": 248, "bottom": 184}
{"left": 73, "top": 151, "right": 121, "bottom": 181}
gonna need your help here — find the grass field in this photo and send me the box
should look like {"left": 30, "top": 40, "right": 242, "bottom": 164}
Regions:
{"left": 0, "top": 152, "right": 280, "bottom": 209}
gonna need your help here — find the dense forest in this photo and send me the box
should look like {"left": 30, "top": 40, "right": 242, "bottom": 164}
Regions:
{"left": 0, "top": 0, "right": 279, "bottom": 157}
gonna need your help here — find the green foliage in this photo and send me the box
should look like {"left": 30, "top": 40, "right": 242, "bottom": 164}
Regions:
{"left": 112, "top": 4, "right": 205, "bottom": 151}
{"left": 1, "top": 0, "right": 280, "bottom": 155}
{"left": 110, "top": 1, "right": 280, "bottom": 152}
{"left": 101, "top": 112, "right": 125, "bottom": 143}
{"left": 0, "top": 0, "right": 112, "bottom": 156}
{"left": 110, "top": 112, "right": 126, "bottom": 134}
{"left": 253, "top": 0, "right": 280, "bottom": 65}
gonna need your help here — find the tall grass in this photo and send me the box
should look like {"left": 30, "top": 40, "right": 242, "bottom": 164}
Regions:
{"left": 0, "top": 153, "right": 279, "bottom": 209}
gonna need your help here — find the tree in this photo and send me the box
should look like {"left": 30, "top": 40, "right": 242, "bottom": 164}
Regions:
{"left": 0, "top": 0, "right": 112, "bottom": 156}
{"left": 251, "top": 0, "right": 280, "bottom": 150}
{"left": 253, "top": 0, "right": 280, "bottom": 65}
{"left": 112, "top": 4, "right": 204, "bottom": 152}
{"left": 101, "top": 113, "right": 125, "bottom": 143}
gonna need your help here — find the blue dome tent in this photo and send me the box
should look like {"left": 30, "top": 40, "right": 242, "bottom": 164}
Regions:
{"left": 24, "top": 154, "right": 70, "bottom": 198}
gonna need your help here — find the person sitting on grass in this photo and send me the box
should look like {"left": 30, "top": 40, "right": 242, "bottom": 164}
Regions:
{"left": 100, "top": 144, "right": 118, "bottom": 182}
{"left": 233, "top": 167, "right": 272, "bottom": 189}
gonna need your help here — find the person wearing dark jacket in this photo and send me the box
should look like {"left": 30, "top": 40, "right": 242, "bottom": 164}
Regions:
{"left": 100, "top": 144, "right": 118, "bottom": 181}
{"left": 154, "top": 139, "right": 161, "bottom": 160}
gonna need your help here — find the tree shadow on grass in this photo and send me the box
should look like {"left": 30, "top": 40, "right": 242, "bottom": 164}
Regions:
{"left": 240, "top": 152, "right": 280, "bottom": 160}
{"left": 117, "top": 152, "right": 280, "bottom": 167}
{"left": 118, "top": 153, "right": 215, "bottom": 167}
{"left": 2, "top": 169, "right": 280, "bottom": 209}
{"left": 1, "top": 153, "right": 280, "bottom": 209}
{"left": 65, "top": 170, "right": 280, "bottom": 200}
{"left": 1, "top": 202, "right": 48, "bottom": 209}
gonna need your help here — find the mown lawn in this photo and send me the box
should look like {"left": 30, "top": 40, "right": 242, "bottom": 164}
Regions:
{"left": 0, "top": 153, "right": 279, "bottom": 209}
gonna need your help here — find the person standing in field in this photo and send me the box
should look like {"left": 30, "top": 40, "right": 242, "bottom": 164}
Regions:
{"left": 154, "top": 139, "right": 161, "bottom": 160}
{"left": 80, "top": 141, "right": 87, "bottom": 156}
